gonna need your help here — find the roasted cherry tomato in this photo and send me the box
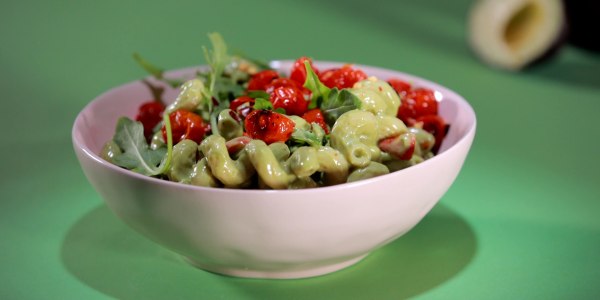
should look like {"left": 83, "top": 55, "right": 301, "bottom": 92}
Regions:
{"left": 136, "top": 101, "right": 165, "bottom": 141}
{"left": 247, "top": 70, "right": 280, "bottom": 91}
{"left": 161, "top": 109, "right": 209, "bottom": 144}
{"left": 319, "top": 65, "right": 367, "bottom": 89}
{"left": 397, "top": 88, "right": 438, "bottom": 124}
{"left": 244, "top": 109, "right": 294, "bottom": 144}
{"left": 415, "top": 115, "right": 446, "bottom": 153}
{"left": 290, "top": 56, "right": 318, "bottom": 85}
{"left": 387, "top": 79, "right": 412, "bottom": 98}
{"left": 230, "top": 96, "right": 255, "bottom": 119}
{"left": 301, "top": 108, "right": 329, "bottom": 134}
{"left": 378, "top": 133, "right": 416, "bottom": 161}
{"left": 265, "top": 78, "right": 301, "bottom": 93}
{"left": 269, "top": 86, "right": 309, "bottom": 116}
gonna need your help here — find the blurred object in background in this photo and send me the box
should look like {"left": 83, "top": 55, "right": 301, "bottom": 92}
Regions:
{"left": 468, "top": 0, "right": 567, "bottom": 70}
{"left": 564, "top": 2, "right": 600, "bottom": 53}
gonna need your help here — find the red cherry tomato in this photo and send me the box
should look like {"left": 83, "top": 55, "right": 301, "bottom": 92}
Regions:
{"left": 265, "top": 78, "right": 301, "bottom": 93}
{"left": 415, "top": 115, "right": 446, "bottom": 153}
{"left": 290, "top": 56, "right": 318, "bottom": 85}
{"left": 265, "top": 77, "right": 311, "bottom": 101}
{"left": 269, "top": 86, "right": 309, "bottom": 116}
{"left": 319, "top": 65, "right": 367, "bottom": 89}
{"left": 387, "top": 79, "right": 412, "bottom": 97}
{"left": 247, "top": 70, "right": 280, "bottom": 91}
{"left": 397, "top": 88, "right": 438, "bottom": 124}
{"left": 161, "top": 109, "right": 209, "bottom": 144}
{"left": 301, "top": 108, "right": 329, "bottom": 134}
{"left": 136, "top": 101, "right": 165, "bottom": 141}
{"left": 378, "top": 133, "right": 416, "bottom": 161}
{"left": 244, "top": 110, "right": 294, "bottom": 144}
{"left": 230, "top": 96, "right": 255, "bottom": 119}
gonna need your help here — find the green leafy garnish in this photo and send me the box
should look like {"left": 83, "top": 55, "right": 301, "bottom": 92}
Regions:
{"left": 232, "top": 50, "right": 273, "bottom": 71}
{"left": 203, "top": 32, "right": 231, "bottom": 110}
{"left": 252, "top": 98, "right": 286, "bottom": 114}
{"left": 303, "top": 60, "right": 331, "bottom": 109}
{"left": 253, "top": 98, "right": 274, "bottom": 110}
{"left": 290, "top": 123, "right": 326, "bottom": 148}
{"left": 111, "top": 117, "right": 171, "bottom": 176}
{"left": 301, "top": 60, "right": 361, "bottom": 126}
{"left": 247, "top": 90, "right": 270, "bottom": 100}
{"left": 132, "top": 53, "right": 184, "bottom": 88}
{"left": 321, "top": 88, "right": 362, "bottom": 126}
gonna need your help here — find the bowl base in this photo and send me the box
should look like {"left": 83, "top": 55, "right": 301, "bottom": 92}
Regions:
{"left": 184, "top": 254, "right": 368, "bottom": 279}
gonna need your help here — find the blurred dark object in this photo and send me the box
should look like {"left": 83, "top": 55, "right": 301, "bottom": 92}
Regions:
{"left": 564, "top": 2, "right": 600, "bottom": 52}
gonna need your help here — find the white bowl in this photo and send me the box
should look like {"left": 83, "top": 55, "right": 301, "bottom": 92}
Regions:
{"left": 72, "top": 61, "right": 476, "bottom": 279}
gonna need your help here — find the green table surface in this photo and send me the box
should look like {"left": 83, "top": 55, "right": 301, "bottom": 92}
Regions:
{"left": 2, "top": 0, "right": 599, "bottom": 299}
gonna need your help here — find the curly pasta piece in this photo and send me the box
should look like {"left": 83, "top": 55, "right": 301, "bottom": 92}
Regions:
{"left": 245, "top": 140, "right": 296, "bottom": 189}
{"left": 376, "top": 115, "right": 408, "bottom": 140}
{"left": 216, "top": 109, "right": 243, "bottom": 141}
{"left": 350, "top": 77, "right": 400, "bottom": 117}
{"left": 167, "top": 139, "right": 199, "bottom": 183}
{"left": 347, "top": 161, "right": 390, "bottom": 183}
{"left": 288, "top": 147, "right": 320, "bottom": 178}
{"left": 316, "top": 146, "right": 349, "bottom": 185}
{"left": 190, "top": 157, "right": 221, "bottom": 187}
{"left": 100, "top": 140, "right": 122, "bottom": 164}
{"left": 410, "top": 127, "right": 435, "bottom": 156}
{"left": 166, "top": 79, "right": 206, "bottom": 113}
{"left": 199, "top": 135, "right": 255, "bottom": 188}
{"left": 330, "top": 110, "right": 381, "bottom": 167}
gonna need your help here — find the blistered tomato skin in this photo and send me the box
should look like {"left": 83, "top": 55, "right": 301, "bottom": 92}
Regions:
{"left": 162, "top": 109, "right": 209, "bottom": 144}
{"left": 136, "top": 101, "right": 165, "bottom": 140}
{"left": 415, "top": 114, "right": 446, "bottom": 153}
{"left": 269, "top": 86, "right": 309, "bottom": 116}
{"left": 388, "top": 79, "right": 412, "bottom": 97}
{"left": 230, "top": 96, "right": 255, "bottom": 119}
{"left": 290, "top": 57, "right": 318, "bottom": 85}
{"left": 319, "top": 65, "right": 367, "bottom": 89}
{"left": 244, "top": 110, "right": 295, "bottom": 144}
{"left": 302, "top": 108, "right": 329, "bottom": 133}
{"left": 397, "top": 88, "right": 438, "bottom": 124}
{"left": 247, "top": 70, "right": 280, "bottom": 91}
{"left": 265, "top": 78, "right": 301, "bottom": 93}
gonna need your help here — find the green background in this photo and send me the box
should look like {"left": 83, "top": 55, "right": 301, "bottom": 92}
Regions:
{"left": 2, "top": 0, "right": 599, "bottom": 299}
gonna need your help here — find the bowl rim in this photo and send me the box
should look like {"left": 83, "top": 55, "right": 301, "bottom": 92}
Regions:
{"left": 72, "top": 60, "right": 477, "bottom": 195}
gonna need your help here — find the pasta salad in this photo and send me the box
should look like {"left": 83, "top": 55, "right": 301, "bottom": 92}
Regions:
{"left": 100, "top": 33, "right": 448, "bottom": 189}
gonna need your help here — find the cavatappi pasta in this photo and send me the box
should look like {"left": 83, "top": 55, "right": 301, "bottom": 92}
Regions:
{"left": 101, "top": 34, "right": 447, "bottom": 189}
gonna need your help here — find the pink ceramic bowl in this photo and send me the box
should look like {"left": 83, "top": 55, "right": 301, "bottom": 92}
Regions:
{"left": 72, "top": 61, "right": 476, "bottom": 279}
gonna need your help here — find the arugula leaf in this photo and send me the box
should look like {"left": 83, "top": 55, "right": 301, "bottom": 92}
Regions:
{"left": 232, "top": 50, "right": 273, "bottom": 71}
{"left": 246, "top": 90, "right": 270, "bottom": 100}
{"left": 303, "top": 60, "right": 331, "bottom": 109}
{"left": 203, "top": 32, "right": 230, "bottom": 111}
{"left": 290, "top": 123, "right": 325, "bottom": 148}
{"left": 253, "top": 98, "right": 273, "bottom": 110}
{"left": 132, "top": 53, "right": 184, "bottom": 88}
{"left": 111, "top": 117, "right": 168, "bottom": 176}
{"left": 321, "top": 88, "right": 362, "bottom": 127}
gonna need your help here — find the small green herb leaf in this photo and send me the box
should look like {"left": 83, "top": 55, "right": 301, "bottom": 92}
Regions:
{"left": 290, "top": 124, "right": 324, "bottom": 148}
{"left": 247, "top": 90, "right": 270, "bottom": 100}
{"left": 111, "top": 117, "right": 167, "bottom": 176}
{"left": 321, "top": 88, "right": 362, "bottom": 126}
{"left": 253, "top": 98, "right": 273, "bottom": 110}
{"left": 303, "top": 60, "right": 331, "bottom": 109}
{"left": 203, "top": 32, "right": 231, "bottom": 111}
{"left": 133, "top": 53, "right": 183, "bottom": 88}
